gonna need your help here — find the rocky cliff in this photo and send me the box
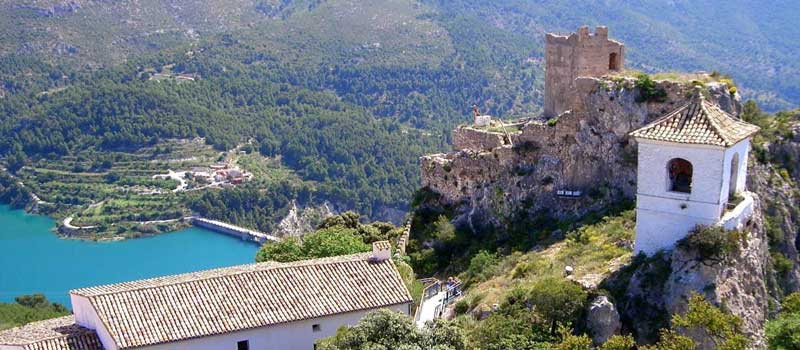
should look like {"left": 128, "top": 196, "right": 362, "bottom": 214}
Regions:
{"left": 420, "top": 76, "right": 740, "bottom": 233}
{"left": 608, "top": 196, "right": 770, "bottom": 349}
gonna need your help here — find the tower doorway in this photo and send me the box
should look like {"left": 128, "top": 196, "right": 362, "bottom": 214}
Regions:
{"left": 609, "top": 52, "right": 619, "bottom": 70}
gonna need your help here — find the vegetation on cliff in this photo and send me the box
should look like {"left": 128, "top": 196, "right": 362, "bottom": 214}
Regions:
{"left": 766, "top": 292, "right": 800, "bottom": 350}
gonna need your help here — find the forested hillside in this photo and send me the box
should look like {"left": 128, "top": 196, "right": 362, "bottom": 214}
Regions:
{"left": 1, "top": 0, "right": 797, "bottom": 227}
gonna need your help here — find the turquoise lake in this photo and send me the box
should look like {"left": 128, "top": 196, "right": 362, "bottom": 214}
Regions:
{"left": 0, "top": 205, "right": 259, "bottom": 307}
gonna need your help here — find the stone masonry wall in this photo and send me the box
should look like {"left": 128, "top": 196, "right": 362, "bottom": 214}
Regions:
{"left": 420, "top": 77, "right": 741, "bottom": 231}
{"left": 545, "top": 26, "right": 625, "bottom": 118}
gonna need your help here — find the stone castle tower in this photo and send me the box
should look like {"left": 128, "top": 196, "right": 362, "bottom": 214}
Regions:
{"left": 544, "top": 26, "right": 625, "bottom": 118}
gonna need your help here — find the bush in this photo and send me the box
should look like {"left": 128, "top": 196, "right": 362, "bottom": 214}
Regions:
{"left": 766, "top": 313, "right": 800, "bottom": 350}
{"left": 772, "top": 252, "right": 794, "bottom": 275}
{"left": 463, "top": 250, "right": 500, "bottom": 285}
{"left": 671, "top": 293, "right": 749, "bottom": 350}
{"left": 677, "top": 225, "right": 743, "bottom": 262}
{"left": 469, "top": 311, "right": 552, "bottom": 350}
{"left": 556, "top": 327, "right": 592, "bottom": 350}
{"left": 782, "top": 292, "right": 800, "bottom": 314}
{"left": 255, "top": 226, "right": 369, "bottom": 262}
{"left": 601, "top": 335, "right": 635, "bottom": 350}
{"left": 318, "top": 309, "right": 466, "bottom": 350}
{"left": 454, "top": 299, "right": 470, "bottom": 315}
{"left": 528, "top": 277, "right": 588, "bottom": 334}
{"left": 634, "top": 73, "right": 667, "bottom": 103}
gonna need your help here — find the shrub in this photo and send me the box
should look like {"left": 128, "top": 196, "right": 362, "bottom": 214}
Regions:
{"left": 782, "top": 292, "right": 800, "bottom": 314}
{"left": 547, "top": 117, "right": 559, "bottom": 127}
{"left": 772, "top": 252, "right": 794, "bottom": 275}
{"left": 556, "top": 327, "right": 592, "bottom": 350}
{"left": 601, "top": 335, "right": 635, "bottom": 350}
{"left": 255, "top": 227, "right": 369, "bottom": 263}
{"left": 677, "top": 225, "right": 743, "bottom": 262}
{"left": 454, "top": 299, "right": 470, "bottom": 315}
{"left": 528, "top": 277, "right": 588, "bottom": 334}
{"left": 463, "top": 250, "right": 500, "bottom": 285}
{"left": 766, "top": 313, "right": 800, "bottom": 350}
{"left": 671, "top": 293, "right": 749, "bottom": 350}
{"left": 635, "top": 73, "right": 667, "bottom": 103}
{"left": 318, "top": 309, "right": 466, "bottom": 350}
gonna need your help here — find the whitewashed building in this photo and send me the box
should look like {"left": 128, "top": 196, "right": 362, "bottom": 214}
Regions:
{"left": 0, "top": 241, "right": 412, "bottom": 350}
{"left": 630, "top": 93, "right": 760, "bottom": 255}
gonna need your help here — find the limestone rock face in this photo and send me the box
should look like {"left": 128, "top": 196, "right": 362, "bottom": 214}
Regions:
{"left": 664, "top": 195, "right": 770, "bottom": 349}
{"left": 748, "top": 156, "right": 800, "bottom": 292}
{"left": 420, "top": 77, "right": 741, "bottom": 231}
{"left": 274, "top": 201, "right": 334, "bottom": 237}
{"left": 586, "top": 295, "right": 621, "bottom": 345}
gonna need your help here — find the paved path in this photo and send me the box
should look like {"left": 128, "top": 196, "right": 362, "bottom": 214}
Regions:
{"left": 416, "top": 290, "right": 447, "bottom": 328}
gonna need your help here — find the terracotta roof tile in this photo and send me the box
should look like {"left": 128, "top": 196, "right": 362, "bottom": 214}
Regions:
{"left": 630, "top": 94, "right": 759, "bottom": 147}
{"left": 0, "top": 316, "right": 102, "bottom": 350}
{"left": 70, "top": 253, "right": 411, "bottom": 349}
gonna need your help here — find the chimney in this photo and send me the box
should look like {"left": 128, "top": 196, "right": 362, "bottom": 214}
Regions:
{"left": 370, "top": 241, "right": 391, "bottom": 262}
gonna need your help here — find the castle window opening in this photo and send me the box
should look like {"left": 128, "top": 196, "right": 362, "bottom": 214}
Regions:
{"left": 609, "top": 52, "right": 619, "bottom": 70}
{"left": 667, "top": 158, "right": 693, "bottom": 193}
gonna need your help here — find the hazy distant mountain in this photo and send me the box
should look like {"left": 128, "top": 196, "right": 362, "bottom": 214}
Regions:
{"left": 2, "top": 0, "right": 798, "bottom": 111}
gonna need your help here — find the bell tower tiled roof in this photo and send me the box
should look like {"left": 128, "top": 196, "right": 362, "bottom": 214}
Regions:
{"left": 630, "top": 92, "right": 759, "bottom": 147}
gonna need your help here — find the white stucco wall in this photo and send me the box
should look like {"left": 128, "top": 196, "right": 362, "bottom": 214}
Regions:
{"left": 133, "top": 303, "right": 410, "bottom": 350}
{"left": 70, "top": 293, "right": 120, "bottom": 350}
{"left": 719, "top": 139, "right": 751, "bottom": 203}
{"left": 633, "top": 139, "right": 751, "bottom": 255}
{"left": 636, "top": 140, "right": 727, "bottom": 207}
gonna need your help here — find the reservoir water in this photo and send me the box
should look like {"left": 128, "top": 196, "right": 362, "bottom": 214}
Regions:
{"left": 0, "top": 205, "right": 259, "bottom": 307}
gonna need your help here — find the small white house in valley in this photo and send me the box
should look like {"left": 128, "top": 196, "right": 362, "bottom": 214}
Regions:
{"left": 630, "top": 92, "right": 760, "bottom": 255}
{"left": 0, "top": 241, "right": 412, "bottom": 350}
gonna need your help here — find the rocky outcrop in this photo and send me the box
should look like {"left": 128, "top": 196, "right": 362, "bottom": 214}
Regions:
{"left": 586, "top": 295, "right": 621, "bottom": 345}
{"left": 665, "top": 195, "right": 770, "bottom": 349}
{"left": 421, "top": 77, "right": 741, "bottom": 231}
{"left": 273, "top": 201, "right": 334, "bottom": 237}
{"left": 610, "top": 197, "right": 770, "bottom": 349}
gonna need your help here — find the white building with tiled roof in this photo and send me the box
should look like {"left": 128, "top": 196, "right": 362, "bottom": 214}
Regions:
{"left": 630, "top": 92, "right": 760, "bottom": 255}
{"left": 2, "top": 242, "right": 412, "bottom": 350}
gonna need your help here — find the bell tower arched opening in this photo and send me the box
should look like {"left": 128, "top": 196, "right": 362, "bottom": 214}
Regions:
{"left": 667, "top": 158, "right": 693, "bottom": 193}
{"left": 729, "top": 153, "right": 740, "bottom": 199}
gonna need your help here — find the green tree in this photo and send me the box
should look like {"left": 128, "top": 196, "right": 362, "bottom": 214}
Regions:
{"left": 463, "top": 250, "right": 499, "bottom": 285}
{"left": 0, "top": 294, "right": 69, "bottom": 330}
{"left": 527, "top": 277, "right": 588, "bottom": 334}
{"left": 255, "top": 237, "right": 305, "bottom": 262}
{"left": 302, "top": 227, "right": 371, "bottom": 258}
{"left": 671, "top": 293, "right": 749, "bottom": 350}
{"left": 469, "top": 311, "right": 550, "bottom": 350}
{"left": 433, "top": 215, "right": 456, "bottom": 242}
{"left": 255, "top": 227, "right": 370, "bottom": 263}
{"left": 318, "top": 309, "right": 465, "bottom": 350}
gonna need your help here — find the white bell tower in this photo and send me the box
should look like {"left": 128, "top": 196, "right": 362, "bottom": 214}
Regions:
{"left": 630, "top": 93, "right": 760, "bottom": 255}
